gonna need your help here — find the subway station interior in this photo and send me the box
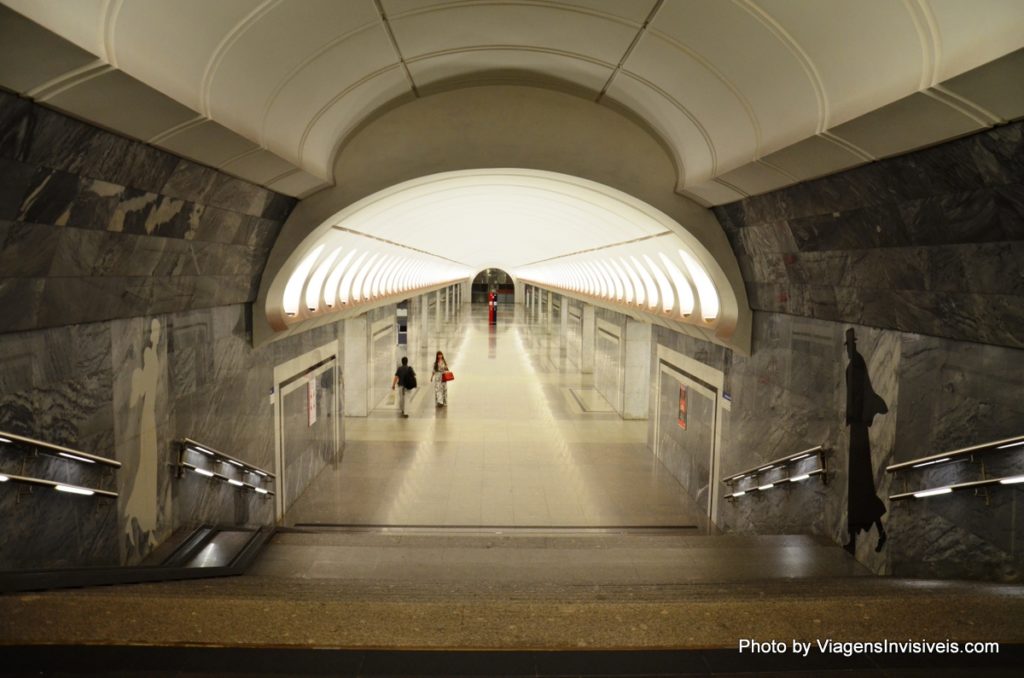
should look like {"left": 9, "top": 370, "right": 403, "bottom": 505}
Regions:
{"left": 1, "top": 1, "right": 1023, "bottom": 675}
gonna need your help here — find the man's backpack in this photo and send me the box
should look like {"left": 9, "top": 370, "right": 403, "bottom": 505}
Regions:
{"left": 404, "top": 368, "right": 417, "bottom": 390}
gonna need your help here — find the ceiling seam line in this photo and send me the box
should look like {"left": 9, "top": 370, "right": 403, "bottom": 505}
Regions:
{"left": 26, "top": 61, "right": 113, "bottom": 101}
{"left": 330, "top": 226, "right": 469, "bottom": 266}
{"left": 596, "top": 0, "right": 664, "bottom": 103}
{"left": 100, "top": 0, "right": 124, "bottom": 67}
{"left": 518, "top": 232, "right": 676, "bottom": 267}
{"left": 374, "top": 0, "right": 420, "bottom": 97}
{"left": 200, "top": 0, "right": 282, "bottom": 117}
{"left": 923, "top": 86, "right": 1001, "bottom": 126}
{"left": 147, "top": 115, "right": 207, "bottom": 144}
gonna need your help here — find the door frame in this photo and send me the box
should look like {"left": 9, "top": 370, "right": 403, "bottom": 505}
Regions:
{"left": 272, "top": 339, "right": 340, "bottom": 522}
{"left": 652, "top": 343, "right": 730, "bottom": 522}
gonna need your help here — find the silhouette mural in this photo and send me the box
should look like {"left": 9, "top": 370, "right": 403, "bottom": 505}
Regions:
{"left": 843, "top": 328, "right": 888, "bottom": 554}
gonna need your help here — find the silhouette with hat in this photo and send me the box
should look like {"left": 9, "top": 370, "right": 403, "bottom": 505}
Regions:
{"left": 844, "top": 328, "right": 888, "bottom": 554}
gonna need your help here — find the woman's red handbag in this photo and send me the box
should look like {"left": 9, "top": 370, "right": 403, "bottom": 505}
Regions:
{"left": 442, "top": 371, "right": 454, "bottom": 382}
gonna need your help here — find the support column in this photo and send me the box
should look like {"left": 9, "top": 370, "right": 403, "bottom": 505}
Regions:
{"left": 418, "top": 293, "right": 429, "bottom": 350}
{"left": 581, "top": 303, "right": 595, "bottom": 374}
{"left": 343, "top": 315, "right": 370, "bottom": 417}
{"left": 559, "top": 294, "right": 569, "bottom": 347}
{"left": 622, "top": 318, "right": 652, "bottom": 420}
{"left": 434, "top": 289, "right": 442, "bottom": 325}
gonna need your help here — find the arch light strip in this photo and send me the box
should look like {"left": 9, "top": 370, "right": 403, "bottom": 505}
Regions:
{"left": 659, "top": 252, "right": 694, "bottom": 316}
{"left": 598, "top": 259, "right": 617, "bottom": 299}
{"left": 679, "top": 250, "right": 719, "bottom": 321}
{"left": 597, "top": 259, "right": 624, "bottom": 302}
{"left": 366, "top": 254, "right": 393, "bottom": 299}
{"left": 305, "top": 247, "right": 341, "bottom": 311}
{"left": 283, "top": 245, "right": 324, "bottom": 316}
{"left": 619, "top": 257, "right": 645, "bottom": 307}
{"left": 324, "top": 249, "right": 355, "bottom": 307}
{"left": 632, "top": 256, "right": 659, "bottom": 311}
{"left": 338, "top": 251, "right": 368, "bottom": 304}
{"left": 608, "top": 258, "right": 634, "bottom": 304}
{"left": 644, "top": 254, "right": 675, "bottom": 314}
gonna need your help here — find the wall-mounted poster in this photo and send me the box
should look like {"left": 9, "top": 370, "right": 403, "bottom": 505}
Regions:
{"left": 678, "top": 385, "right": 687, "bottom": 430}
{"left": 307, "top": 377, "right": 317, "bottom": 427}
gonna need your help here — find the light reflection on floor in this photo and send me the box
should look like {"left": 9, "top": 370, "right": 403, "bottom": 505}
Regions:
{"left": 285, "top": 303, "right": 709, "bottom": 529}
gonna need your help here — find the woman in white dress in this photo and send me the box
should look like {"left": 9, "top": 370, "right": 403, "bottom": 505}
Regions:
{"left": 432, "top": 350, "right": 449, "bottom": 407}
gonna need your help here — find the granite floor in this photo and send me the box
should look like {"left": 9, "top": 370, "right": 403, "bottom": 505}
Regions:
{"left": 285, "top": 304, "right": 709, "bottom": 530}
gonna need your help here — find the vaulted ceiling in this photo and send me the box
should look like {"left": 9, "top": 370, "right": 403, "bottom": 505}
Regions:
{"left": 2, "top": 0, "right": 1022, "bottom": 204}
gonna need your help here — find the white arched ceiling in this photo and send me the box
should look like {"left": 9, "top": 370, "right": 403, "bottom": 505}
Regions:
{"left": 263, "top": 169, "right": 746, "bottom": 351}
{"left": 2, "top": 0, "right": 1022, "bottom": 201}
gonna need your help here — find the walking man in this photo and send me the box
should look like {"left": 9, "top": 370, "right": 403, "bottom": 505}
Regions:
{"left": 391, "top": 356, "right": 416, "bottom": 418}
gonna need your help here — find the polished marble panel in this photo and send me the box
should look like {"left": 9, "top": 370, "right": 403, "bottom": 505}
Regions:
{"left": 0, "top": 92, "right": 294, "bottom": 334}
{"left": 716, "top": 120, "right": 1024, "bottom": 348}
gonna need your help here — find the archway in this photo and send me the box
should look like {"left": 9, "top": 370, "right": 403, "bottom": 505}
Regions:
{"left": 471, "top": 268, "right": 514, "bottom": 305}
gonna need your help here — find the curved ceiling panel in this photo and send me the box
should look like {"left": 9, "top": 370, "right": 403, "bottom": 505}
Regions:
{"left": 930, "top": 0, "right": 1024, "bottom": 81}
{"left": 407, "top": 48, "right": 613, "bottom": 94}
{"left": 386, "top": 2, "right": 639, "bottom": 66}
{"left": 299, "top": 67, "right": 412, "bottom": 181}
{"left": 207, "top": 0, "right": 380, "bottom": 144}
{"left": 4, "top": 0, "right": 1022, "bottom": 204}
{"left": 261, "top": 23, "right": 395, "bottom": 171}
{"left": 754, "top": 0, "right": 924, "bottom": 127}
{"left": 113, "top": 0, "right": 262, "bottom": 112}
{"left": 623, "top": 32, "right": 758, "bottom": 178}
{"left": 651, "top": 0, "right": 822, "bottom": 153}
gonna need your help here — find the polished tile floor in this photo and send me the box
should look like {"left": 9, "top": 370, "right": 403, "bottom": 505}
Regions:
{"left": 285, "top": 303, "right": 710, "bottom": 529}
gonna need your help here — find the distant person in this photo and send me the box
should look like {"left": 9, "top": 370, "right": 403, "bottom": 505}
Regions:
{"left": 432, "top": 350, "right": 450, "bottom": 407}
{"left": 391, "top": 356, "right": 416, "bottom": 418}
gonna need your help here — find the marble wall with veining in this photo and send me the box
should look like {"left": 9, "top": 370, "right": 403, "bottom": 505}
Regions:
{"left": 886, "top": 336, "right": 1024, "bottom": 581}
{"left": 715, "top": 120, "right": 1024, "bottom": 349}
{"left": 0, "top": 301, "right": 350, "bottom": 569}
{"left": 0, "top": 323, "right": 119, "bottom": 568}
{"left": 650, "top": 310, "right": 1023, "bottom": 580}
{"left": 0, "top": 91, "right": 293, "bottom": 334}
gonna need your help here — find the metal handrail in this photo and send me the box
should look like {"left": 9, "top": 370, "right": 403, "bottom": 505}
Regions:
{"left": 180, "top": 438, "right": 275, "bottom": 479}
{"left": 0, "top": 471, "right": 118, "bottom": 498}
{"left": 179, "top": 462, "right": 275, "bottom": 497}
{"left": 725, "top": 468, "right": 825, "bottom": 500}
{"left": 0, "top": 430, "right": 121, "bottom": 468}
{"left": 890, "top": 473, "right": 1024, "bottom": 501}
{"left": 886, "top": 434, "right": 1024, "bottom": 473}
{"left": 722, "top": 445, "right": 824, "bottom": 484}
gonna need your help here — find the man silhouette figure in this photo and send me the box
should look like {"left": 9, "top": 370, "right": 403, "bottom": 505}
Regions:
{"left": 844, "top": 328, "right": 888, "bottom": 554}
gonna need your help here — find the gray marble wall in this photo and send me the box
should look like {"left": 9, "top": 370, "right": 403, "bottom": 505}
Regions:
{"left": 0, "top": 93, "right": 323, "bottom": 569}
{"left": 715, "top": 121, "right": 1024, "bottom": 349}
{"left": 0, "top": 303, "right": 349, "bottom": 569}
{"left": 0, "top": 91, "right": 293, "bottom": 334}
{"left": 650, "top": 311, "right": 1024, "bottom": 580}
